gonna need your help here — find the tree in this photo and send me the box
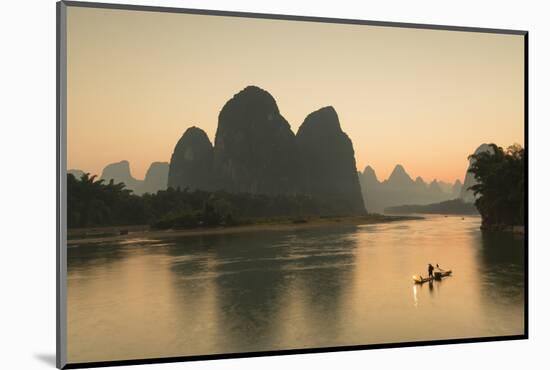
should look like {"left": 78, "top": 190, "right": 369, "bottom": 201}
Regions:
{"left": 468, "top": 144, "right": 524, "bottom": 228}
{"left": 67, "top": 172, "right": 344, "bottom": 229}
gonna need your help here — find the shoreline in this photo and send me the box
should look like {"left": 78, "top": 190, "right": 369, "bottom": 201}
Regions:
{"left": 67, "top": 215, "right": 423, "bottom": 246}
{"left": 480, "top": 224, "right": 525, "bottom": 234}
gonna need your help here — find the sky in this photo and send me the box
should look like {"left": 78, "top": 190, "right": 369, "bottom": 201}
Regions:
{"left": 66, "top": 6, "right": 524, "bottom": 183}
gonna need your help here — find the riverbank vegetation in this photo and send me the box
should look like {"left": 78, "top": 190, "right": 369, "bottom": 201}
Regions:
{"left": 467, "top": 144, "right": 524, "bottom": 230}
{"left": 67, "top": 173, "right": 356, "bottom": 229}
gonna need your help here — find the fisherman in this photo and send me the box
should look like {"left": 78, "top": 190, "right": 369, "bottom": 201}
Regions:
{"left": 428, "top": 263, "right": 435, "bottom": 279}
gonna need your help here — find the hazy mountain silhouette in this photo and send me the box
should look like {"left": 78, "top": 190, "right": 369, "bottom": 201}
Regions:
{"left": 414, "top": 176, "right": 427, "bottom": 189}
{"left": 142, "top": 162, "right": 169, "bottom": 194}
{"left": 460, "top": 143, "right": 493, "bottom": 202}
{"left": 357, "top": 166, "right": 383, "bottom": 213}
{"left": 67, "top": 169, "right": 84, "bottom": 179}
{"left": 437, "top": 180, "right": 452, "bottom": 194}
{"left": 296, "top": 106, "right": 365, "bottom": 215}
{"left": 428, "top": 179, "right": 443, "bottom": 194}
{"left": 363, "top": 165, "right": 380, "bottom": 186}
{"left": 100, "top": 160, "right": 141, "bottom": 191}
{"left": 99, "top": 160, "right": 168, "bottom": 195}
{"left": 385, "top": 164, "right": 415, "bottom": 188}
{"left": 358, "top": 164, "right": 461, "bottom": 213}
{"left": 451, "top": 179, "right": 462, "bottom": 198}
{"left": 168, "top": 127, "right": 214, "bottom": 191}
{"left": 167, "top": 85, "right": 365, "bottom": 215}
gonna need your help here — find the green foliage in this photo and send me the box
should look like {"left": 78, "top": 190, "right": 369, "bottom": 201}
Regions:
{"left": 467, "top": 144, "right": 524, "bottom": 228}
{"left": 67, "top": 173, "right": 142, "bottom": 228}
{"left": 151, "top": 211, "right": 202, "bottom": 230}
{"left": 67, "top": 173, "right": 335, "bottom": 229}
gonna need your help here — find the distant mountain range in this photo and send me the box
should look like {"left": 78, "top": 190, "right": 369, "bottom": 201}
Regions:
{"left": 358, "top": 143, "right": 493, "bottom": 214}
{"left": 358, "top": 164, "right": 462, "bottom": 213}
{"left": 68, "top": 160, "right": 169, "bottom": 195}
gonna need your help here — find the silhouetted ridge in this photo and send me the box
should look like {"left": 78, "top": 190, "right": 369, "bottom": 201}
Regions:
{"left": 167, "top": 87, "right": 365, "bottom": 215}
{"left": 387, "top": 164, "right": 414, "bottom": 187}
{"left": 143, "top": 162, "right": 169, "bottom": 194}
{"left": 168, "top": 127, "right": 214, "bottom": 191}
{"left": 358, "top": 164, "right": 462, "bottom": 213}
{"left": 296, "top": 106, "right": 365, "bottom": 215}
{"left": 358, "top": 165, "right": 380, "bottom": 211}
{"left": 452, "top": 180, "right": 462, "bottom": 198}
{"left": 429, "top": 179, "right": 443, "bottom": 193}
{"left": 297, "top": 106, "right": 342, "bottom": 135}
{"left": 219, "top": 86, "right": 280, "bottom": 121}
{"left": 415, "top": 176, "right": 426, "bottom": 185}
{"left": 100, "top": 160, "right": 141, "bottom": 191}
{"left": 213, "top": 85, "right": 299, "bottom": 195}
{"left": 363, "top": 165, "right": 379, "bottom": 184}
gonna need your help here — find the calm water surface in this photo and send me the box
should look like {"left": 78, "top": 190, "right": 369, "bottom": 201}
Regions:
{"left": 67, "top": 215, "right": 524, "bottom": 363}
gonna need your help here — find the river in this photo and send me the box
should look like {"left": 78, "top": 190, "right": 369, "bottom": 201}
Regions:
{"left": 67, "top": 215, "right": 525, "bottom": 363}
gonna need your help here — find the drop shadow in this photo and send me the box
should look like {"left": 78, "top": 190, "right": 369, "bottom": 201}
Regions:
{"left": 34, "top": 353, "right": 56, "bottom": 367}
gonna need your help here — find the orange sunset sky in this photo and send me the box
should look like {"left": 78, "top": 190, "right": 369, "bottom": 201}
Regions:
{"left": 67, "top": 7, "right": 524, "bottom": 183}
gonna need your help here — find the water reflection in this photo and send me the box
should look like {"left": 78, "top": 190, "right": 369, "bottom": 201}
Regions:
{"left": 68, "top": 243, "right": 127, "bottom": 270}
{"left": 67, "top": 216, "right": 524, "bottom": 363}
{"left": 478, "top": 231, "right": 525, "bottom": 292}
{"left": 166, "top": 227, "right": 361, "bottom": 353}
{"left": 475, "top": 230, "right": 525, "bottom": 334}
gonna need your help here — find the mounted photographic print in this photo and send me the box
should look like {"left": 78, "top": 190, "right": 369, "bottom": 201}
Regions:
{"left": 57, "top": 1, "right": 528, "bottom": 368}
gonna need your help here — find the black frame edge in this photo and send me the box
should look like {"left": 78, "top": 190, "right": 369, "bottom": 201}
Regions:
{"left": 57, "top": 1, "right": 529, "bottom": 369}
{"left": 57, "top": 1, "right": 68, "bottom": 369}
{"left": 63, "top": 334, "right": 527, "bottom": 369}
{"left": 56, "top": 2, "right": 61, "bottom": 367}
{"left": 523, "top": 32, "right": 529, "bottom": 339}
{"left": 61, "top": 0, "right": 527, "bottom": 35}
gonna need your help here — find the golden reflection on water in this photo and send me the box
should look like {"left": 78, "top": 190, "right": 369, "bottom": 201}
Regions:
{"left": 67, "top": 215, "right": 524, "bottom": 363}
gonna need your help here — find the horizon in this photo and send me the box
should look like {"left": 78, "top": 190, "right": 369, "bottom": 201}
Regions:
{"left": 68, "top": 157, "right": 472, "bottom": 185}
{"left": 67, "top": 7, "right": 524, "bottom": 183}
